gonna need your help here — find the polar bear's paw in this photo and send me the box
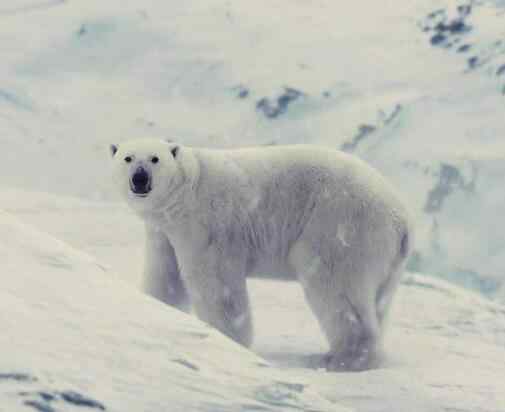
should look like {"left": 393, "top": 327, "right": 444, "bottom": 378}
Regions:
{"left": 322, "top": 345, "right": 382, "bottom": 372}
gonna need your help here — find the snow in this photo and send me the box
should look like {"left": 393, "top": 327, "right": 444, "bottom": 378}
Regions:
{"left": 1, "top": 0, "right": 505, "bottom": 295}
{"left": 1, "top": 0, "right": 505, "bottom": 410}
{"left": 0, "top": 209, "right": 347, "bottom": 412}
{"left": 2, "top": 188, "right": 505, "bottom": 412}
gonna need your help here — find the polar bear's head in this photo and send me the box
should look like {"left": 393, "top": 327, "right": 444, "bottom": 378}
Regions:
{"left": 109, "top": 138, "right": 184, "bottom": 212}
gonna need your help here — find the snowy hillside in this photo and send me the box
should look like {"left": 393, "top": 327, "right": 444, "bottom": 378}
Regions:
{"left": 1, "top": 0, "right": 505, "bottom": 296}
{"left": 2, "top": 194, "right": 505, "bottom": 412}
{"left": 0, "top": 210, "right": 347, "bottom": 412}
{"left": 2, "top": 0, "right": 505, "bottom": 410}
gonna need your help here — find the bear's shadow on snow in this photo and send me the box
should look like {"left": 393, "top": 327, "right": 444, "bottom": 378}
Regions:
{"left": 258, "top": 351, "right": 327, "bottom": 370}
{"left": 259, "top": 350, "right": 394, "bottom": 371}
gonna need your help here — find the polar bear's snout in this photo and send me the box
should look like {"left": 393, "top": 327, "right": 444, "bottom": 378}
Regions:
{"left": 130, "top": 166, "right": 151, "bottom": 196}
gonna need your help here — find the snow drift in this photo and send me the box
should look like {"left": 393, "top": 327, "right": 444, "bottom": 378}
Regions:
{"left": 1, "top": 191, "right": 505, "bottom": 411}
{"left": 0, "top": 209, "right": 345, "bottom": 412}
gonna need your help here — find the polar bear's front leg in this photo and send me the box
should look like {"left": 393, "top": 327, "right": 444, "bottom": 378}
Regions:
{"left": 179, "top": 245, "right": 253, "bottom": 347}
{"left": 142, "top": 225, "right": 190, "bottom": 312}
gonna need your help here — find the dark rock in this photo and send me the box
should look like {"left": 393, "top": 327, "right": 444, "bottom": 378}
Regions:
{"left": 232, "top": 84, "right": 250, "bottom": 99}
{"left": 172, "top": 358, "right": 200, "bottom": 371}
{"left": 422, "top": 4, "right": 472, "bottom": 53}
{"left": 23, "top": 401, "right": 55, "bottom": 412}
{"left": 496, "top": 64, "right": 505, "bottom": 76}
{"left": 427, "top": 9, "right": 445, "bottom": 20}
{"left": 59, "top": 391, "right": 106, "bottom": 410}
{"left": 457, "top": 44, "right": 471, "bottom": 53}
{"left": 435, "top": 19, "right": 470, "bottom": 35}
{"left": 424, "top": 163, "right": 474, "bottom": 213}
{"left": 468, "top": 56, "right": 479, "bottom": 69}
{"left": 38, "top": 392, "right": 56, "bottom": 402}
{"left": 238, "top": 89, "right": 249, "bottom": 99}
{"left": 277, "top": 88, "right": 303, "bottom": 110}
{"left": 256, "top": 87, "right": 304, "bottom": 119}
{"left": 382, "top": 104, "right": 402, "bottom": 125}
{"left": 447, "top": 19, "right": 470, "bottom": 34}
{"left": 0, "top": 373, "right": 36, "bottom": 382}
{"left": 457, "top": 4, "right": 472, "bottom": 17}
{"left": 430, "top": 33, "right": 446, "bottom": 46}
{"left": 341, "top": 124, "right": 376, "bottom": 152}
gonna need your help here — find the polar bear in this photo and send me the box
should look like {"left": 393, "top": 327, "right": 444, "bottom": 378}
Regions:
{"left": 110, "top": 138, "right": 413, "bottom": 371}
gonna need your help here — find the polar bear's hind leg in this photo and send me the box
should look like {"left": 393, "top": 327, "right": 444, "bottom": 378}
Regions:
{"left": 289, "top": 240, "right": 384, "bottom": 371}
{"left": 376, "top": 231, "right": 410, "bottom": 327}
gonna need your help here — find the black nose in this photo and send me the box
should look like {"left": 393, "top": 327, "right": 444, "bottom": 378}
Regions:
{"left": 131, "top": 167, "right": 151, "bottom": 194}
{"left": 132, "top": 168, "right": 149, "bottom": 186}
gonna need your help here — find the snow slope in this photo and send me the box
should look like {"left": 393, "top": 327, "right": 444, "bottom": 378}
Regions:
{"left": 2, "top": 189, "right": 505, "bottom": 411}
{"left": 1, "top": 0, "right": 505, "bottom": 410}
{"left": 0, "top": 209, "right": 348, "bottom": 412}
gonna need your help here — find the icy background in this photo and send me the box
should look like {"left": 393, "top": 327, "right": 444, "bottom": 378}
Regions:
{"left": 1, "top": 0, "right": 505, "bottom": 411}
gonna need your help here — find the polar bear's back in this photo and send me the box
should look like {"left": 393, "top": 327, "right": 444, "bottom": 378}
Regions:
{"left": 224, "top": 145, "right": 414, "bottom": 286}
{"left": 197, "top": 144, "right": 409, "bottom": 220}
{"left": 192, "top": 145, "right": 412, "bottom": 267}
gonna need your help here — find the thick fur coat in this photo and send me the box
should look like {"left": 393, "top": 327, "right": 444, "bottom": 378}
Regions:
{"left": 111, "top": 138, "right": 413, "bottom": 371}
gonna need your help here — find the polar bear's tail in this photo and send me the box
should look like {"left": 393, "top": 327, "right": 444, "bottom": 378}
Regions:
{"left": 399, "top": 231, "right": 410, "bottom": 261}
{"left": 376, "top": 221, "right": 413, "bottom": 327}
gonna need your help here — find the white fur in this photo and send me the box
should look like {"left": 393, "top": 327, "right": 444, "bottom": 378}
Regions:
{"left": 111, "top": 138, "right": 413, "bottom": 371}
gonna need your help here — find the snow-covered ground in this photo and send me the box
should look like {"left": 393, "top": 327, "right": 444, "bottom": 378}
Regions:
{"left": 1, "top": 0, "right": 505, "bottom": 410}
{"left": 2, "top": 189, "right": 505, "bottom": 412}
{"left": 0, "top": 209, "right": 348, "bottom": 412}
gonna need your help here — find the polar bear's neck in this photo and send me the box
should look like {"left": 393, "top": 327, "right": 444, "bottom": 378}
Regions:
{"left": 142, "top": 147, "right": 202, "bottom": 228}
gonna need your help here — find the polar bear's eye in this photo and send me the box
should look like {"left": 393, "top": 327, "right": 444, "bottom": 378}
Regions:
{"left": 151, "top": 156, "right": 159, "bottom": 164}
{"left": 124, "top": 156, "right": 132, "bottom": 163}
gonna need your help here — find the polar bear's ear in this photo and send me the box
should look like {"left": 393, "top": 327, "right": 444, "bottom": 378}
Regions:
{"left": 110, "top": 144, "right": 119, "bottom": 157}
{"left": 170, "top": 145, "right": 180, "bottom": 158}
